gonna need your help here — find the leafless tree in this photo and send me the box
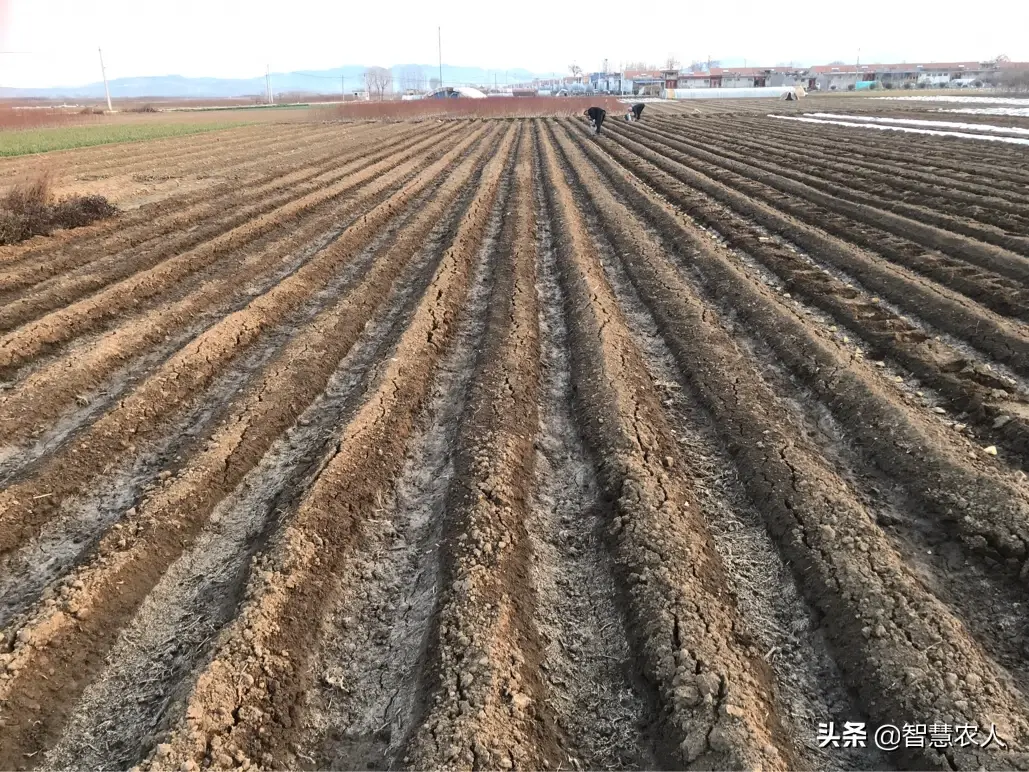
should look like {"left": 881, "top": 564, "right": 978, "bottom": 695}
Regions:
{"left": 569, "top": 64, "right": 583, "bottom": 79}
{"left": 398, "top": 65, "right": 426, "bottom": 92}
{"left": 1000, "top": 66, "right": 1029, "bottom": 91}
{"left": 364, "top": 66, "right": 393, "bottom": 100}
{"left": 665, "top": 55, "right": 680, "bottom": 71}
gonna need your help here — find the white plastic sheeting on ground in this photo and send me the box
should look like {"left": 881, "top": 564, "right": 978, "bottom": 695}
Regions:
{"left": 944, "top": 107, "right": 1029, "bottom": 117}
{"left": 768, "top": 115, "right": 1029, "bottom": 146}
{"left": 663, "top": 87, "right": 798, "bottom": 100}
{"left": 802, "top": 113, "right": 1029, "bottom": 136}
{"left": 872, "top": 96, "right": 1029, "bottom": 105}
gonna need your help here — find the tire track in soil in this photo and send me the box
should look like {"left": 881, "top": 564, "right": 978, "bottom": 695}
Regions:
{"left": 547, "top": 120, "right": 883, "bottom": 772}
{"left": 30, "top": 135, "right": 499, "bottom": 772}
{"left": 554, "top": 119, "right": 1029, "bottom": 769}
{"left": 0, "top": 124, "right": 488, "bottom": 564}
{"left": 537, "top": 120, "right": 798, "bottom": 770}
{"left": 0, "top": 123, "right": 462, "bottom": 338}
{"left": 528, "top": 145, "right": 660, "bottom": 771}
{"left": 134, "top": 124, "right": 519, "bottom": 772}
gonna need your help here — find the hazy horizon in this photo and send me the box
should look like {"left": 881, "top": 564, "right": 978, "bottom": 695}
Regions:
{"left": 2, "top": 0, "right": 1027, "bottom": 89}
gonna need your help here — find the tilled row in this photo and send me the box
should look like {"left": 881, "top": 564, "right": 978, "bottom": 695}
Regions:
{"left": 612, "top": 121, "right": 1029, "bottom": 319}
{"left": 536, "top": 121, "right": 796, "bottom": 770}
{"left": 3, "top": 115, "right": 1028, "bottom": 772}
{"left": 0, "top": 123, "right": 489, "bottom": 562}
{"left": 0, "top": 124, "right": 505, "bottom": 771}
{"left": 570, "top": 116, "right": 1029, "bottom": 592}
{"left": 573, "top": 121, "right": 1029, "bottom": 469}
{"left": 0, "top": 126, "right": 471, "bottom": 457}
{"left": 0, "top": 123, "right": 372, "bottom": 272}
{"left": 707, "top": 115, "right": 1029, "bottom": 201}
{"left": 546, "top": 118, "right": 1029, "bottom": 769}
{"left": 139, "top": 123, "right": 521, "bottom": 772}
{"left": 655, "top": 116, "right": 1029, "bottom": 240}
{"left": 0, "top": 124, "right": 466, "bottom": 347}
{"left": 0, "top": 123, "right": 290, "bottom": 184}
{"left": 595, "top": 120, "right": 1029, "bottom": 379}
{"left": 0, "top": 123, "right": 412, "bottom": 303}
{"left": 726, "top": 114, "right": 1029, "bottom": 189}
{"left": 0, "top": 151, "right": 476, "bottom": 498}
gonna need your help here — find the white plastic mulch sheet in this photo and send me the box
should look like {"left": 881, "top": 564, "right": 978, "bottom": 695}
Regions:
{"left": 767, "top": 114, "right": 1029, "bottom": 146}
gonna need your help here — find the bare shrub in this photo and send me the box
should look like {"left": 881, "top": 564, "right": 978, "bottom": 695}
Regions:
{"left": 327, "top": 96, "right": 623, "bottom": 122}
{"left": 0, "top": 169, "right": 116, "bottom": 245}
{"left": 4, "top": 167, "right": 55, "bottom": 212}
{"left": 999, "top": 68, "right": 1029, "bottom": 91}
{"left": 364, "top": 67, "right": 393, "bottom": 100}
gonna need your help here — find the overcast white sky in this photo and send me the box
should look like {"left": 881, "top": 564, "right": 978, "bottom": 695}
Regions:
{"left": 1, "top": 0, "right": 1027, "bottom": 88}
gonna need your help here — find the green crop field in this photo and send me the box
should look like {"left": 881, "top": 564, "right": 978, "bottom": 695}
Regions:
{"left": 0, "top": 121, "right": 248, "bottom": 157}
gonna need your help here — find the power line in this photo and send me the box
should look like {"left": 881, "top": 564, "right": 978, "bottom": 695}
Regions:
{"left": 293, "top": 71, "right": 349, "bottom": 80}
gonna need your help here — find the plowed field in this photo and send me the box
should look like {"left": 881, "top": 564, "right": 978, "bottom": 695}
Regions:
{"left": 2, "top": 114, "right": 1029, "bottom": 771}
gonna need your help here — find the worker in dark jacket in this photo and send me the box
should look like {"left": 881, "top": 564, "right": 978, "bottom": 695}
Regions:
{"left": 631, "top": 102, "right": 645, "bottom": 121}
{"left": 585, "top": 106, "right": 606, "bottom": 134}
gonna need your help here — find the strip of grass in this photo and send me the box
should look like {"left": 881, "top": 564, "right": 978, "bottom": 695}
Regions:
{"left": 0, "top": 121, "right": 249, "bottom": 157}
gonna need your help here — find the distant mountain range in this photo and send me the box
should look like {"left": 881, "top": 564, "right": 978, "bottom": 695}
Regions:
{"left": 0, "top": 64, "right": 553, "bottom": 100}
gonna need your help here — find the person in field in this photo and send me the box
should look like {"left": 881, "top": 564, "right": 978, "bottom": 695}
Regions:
{"left": 631, "top": 102, "right": 645, "bottom": 121}
{"left": 585, "top": 106, "right": 606, "bottom": 135}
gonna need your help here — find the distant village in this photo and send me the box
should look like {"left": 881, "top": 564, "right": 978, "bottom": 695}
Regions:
{"left": 522, "top": 58, "right": 1029, "bottom": 96}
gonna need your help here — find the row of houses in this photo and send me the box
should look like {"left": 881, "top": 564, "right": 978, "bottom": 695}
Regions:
{"left": 528, "top": 59, "right": 1028, "bottom": 95}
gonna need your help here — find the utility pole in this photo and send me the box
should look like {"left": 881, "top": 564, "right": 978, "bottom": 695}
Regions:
{"left": 341, "top": 74, "right": 345, "bottom": 98}
{"left": 98, "top": 48, "right": 113, "bottom": 112}
{"left": 438, "top": 27, "right": 443, "bottom": 88}
{"left": 265, "top": 64, "right": 273, "bottom": 104}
